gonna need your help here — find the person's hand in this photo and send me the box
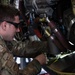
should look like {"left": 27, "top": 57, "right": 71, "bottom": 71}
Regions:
{"left": 34, "top": 53, "right": 46, "bottom": 65}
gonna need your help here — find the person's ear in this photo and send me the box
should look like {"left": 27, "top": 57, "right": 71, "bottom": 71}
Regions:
{"left": 1, "top": 21, "right": 7, "bottom": 30}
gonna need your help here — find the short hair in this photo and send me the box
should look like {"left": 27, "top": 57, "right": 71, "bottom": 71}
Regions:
{"left": 0, "top": 4, "right": 20, "bottom": 22}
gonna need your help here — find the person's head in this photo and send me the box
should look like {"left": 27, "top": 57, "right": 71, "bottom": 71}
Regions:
{"left": 0, "top": 4, "right": 20, "bottom": 41}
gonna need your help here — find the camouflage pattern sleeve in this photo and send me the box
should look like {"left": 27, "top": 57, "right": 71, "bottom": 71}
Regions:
{"left": 18, "top": 59, "right": 41, "bottom": 75}
{"left": 22, "top": 59, "right": 41, "bottom": 75}
{"left": 7, "top": 40, "right": 47, "bottom": 58}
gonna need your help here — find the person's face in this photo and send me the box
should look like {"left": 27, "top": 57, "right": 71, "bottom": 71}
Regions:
{"left": 2, "top": 16, "right": 20, "bottom": 41}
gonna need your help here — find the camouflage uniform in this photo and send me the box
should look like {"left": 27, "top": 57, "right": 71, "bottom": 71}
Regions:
{"left": 0, "top": 36, "right": 47, "bottom": 75}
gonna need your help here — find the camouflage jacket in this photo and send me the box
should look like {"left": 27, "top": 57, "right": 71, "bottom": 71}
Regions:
{"left": 0, "top": 36, "right": 47, "bottom": 75}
